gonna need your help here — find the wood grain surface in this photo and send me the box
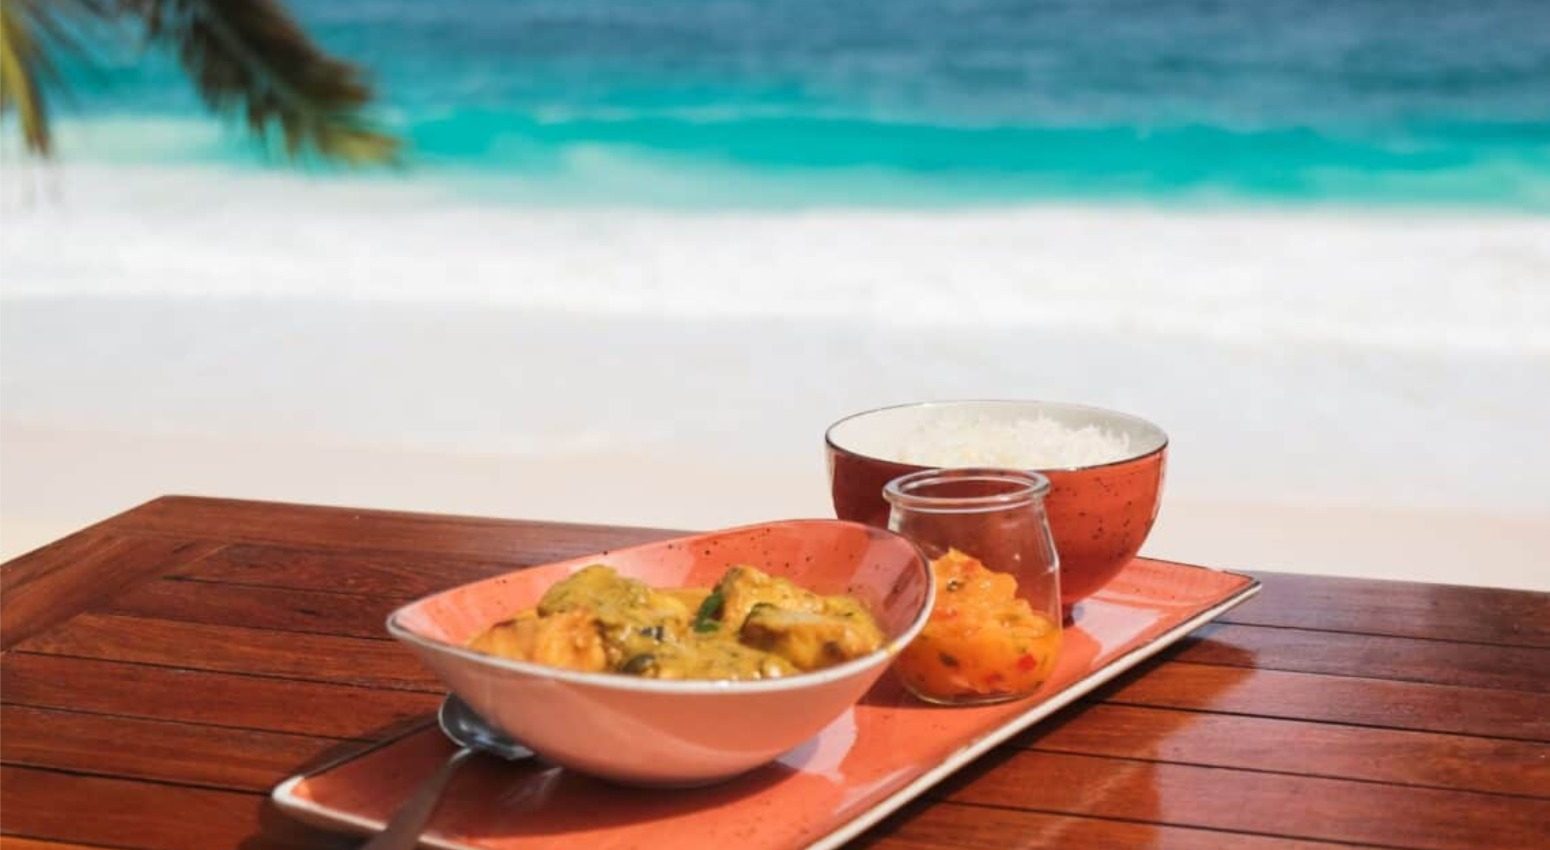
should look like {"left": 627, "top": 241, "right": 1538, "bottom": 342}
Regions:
{"left": 2, "top": 496, "right": 1546, "bottom": 850}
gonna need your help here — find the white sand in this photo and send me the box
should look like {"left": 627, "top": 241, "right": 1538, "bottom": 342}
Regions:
{"left": 3, "top": 422, "right": 1546, "bottom": 589}
{"left": 3, "top": 164, "right": 1548, "bottom": 588}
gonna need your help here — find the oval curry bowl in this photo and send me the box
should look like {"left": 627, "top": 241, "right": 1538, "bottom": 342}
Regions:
{"left": 387, "top": 519, "right": 934, "bottom": 786}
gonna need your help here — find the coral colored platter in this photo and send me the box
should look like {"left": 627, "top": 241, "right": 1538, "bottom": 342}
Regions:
{"left": 273, "top": 557, "right": 1259, "bottom": 849}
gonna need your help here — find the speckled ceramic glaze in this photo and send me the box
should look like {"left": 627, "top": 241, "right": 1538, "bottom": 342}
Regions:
{"left": 826, "top": 400, "right": 1168, "bottom": 608}
{"left": 385, "top": 519, "right": 932, "bottom": 786}
{"left": 275, "top": 558, "right": 1258, "bottom": 850}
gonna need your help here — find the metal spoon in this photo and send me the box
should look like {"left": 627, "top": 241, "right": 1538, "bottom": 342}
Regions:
{"left": 362, "top": 695, "right": 534, "bottom": 850}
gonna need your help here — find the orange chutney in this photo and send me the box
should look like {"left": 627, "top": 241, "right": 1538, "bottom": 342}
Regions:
{"left": 895, "top": 549, "right": 1062, "bottom": 702}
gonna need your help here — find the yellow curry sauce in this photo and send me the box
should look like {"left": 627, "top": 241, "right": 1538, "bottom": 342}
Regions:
{"left": 467, "top": 564, "right": 884, "bottom": 680}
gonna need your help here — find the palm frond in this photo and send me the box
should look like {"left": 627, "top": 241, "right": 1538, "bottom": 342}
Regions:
{"left": 1, "top": 0, "right": 59, "bottom": 154}
{"left": 118, "top": 0, "right": 399, "bottom": 166}
{"left": 2, "top": 1, "right": 113, "bottom": 156}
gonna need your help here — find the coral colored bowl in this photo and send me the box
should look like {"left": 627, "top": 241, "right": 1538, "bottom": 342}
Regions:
{"left": 386, "top": 519, "right": 934, "bottom": 787}
{"left": 826, "top": 400, "right": 1167, "bottom": 609}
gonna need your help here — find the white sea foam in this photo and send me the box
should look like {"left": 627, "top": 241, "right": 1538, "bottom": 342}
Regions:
{"left": 4, "top": 163, "right": 1547, "bottom": 356}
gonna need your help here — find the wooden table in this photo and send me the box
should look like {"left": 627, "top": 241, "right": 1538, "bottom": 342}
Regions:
{"left": 2, "top": 496, "right": 1547, "bottom": 850}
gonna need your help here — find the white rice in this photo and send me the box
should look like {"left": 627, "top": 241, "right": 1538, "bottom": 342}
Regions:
{"left": 894, "top": 412, "right": 1135, "bottom": 470}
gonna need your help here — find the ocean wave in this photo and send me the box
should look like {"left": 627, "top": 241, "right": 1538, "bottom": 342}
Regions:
{"left": 8, "top": 111, "right": 1549, "bottom": 210}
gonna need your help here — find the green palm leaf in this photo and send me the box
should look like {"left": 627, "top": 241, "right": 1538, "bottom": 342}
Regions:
{"left": 2, "top": 0, "right": 399, "bottom": 166}
{"left": 1, "top": 0, "right": 61, "bottom": 155}
{"left": 120, "top": 0, "right": 398, "bottom": 165}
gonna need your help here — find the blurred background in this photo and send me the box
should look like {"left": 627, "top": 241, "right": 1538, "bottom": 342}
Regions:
{"left": 3, "top": 0, "right": 1547, "bottom": 587}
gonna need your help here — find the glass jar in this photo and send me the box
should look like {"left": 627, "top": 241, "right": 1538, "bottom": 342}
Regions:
{"left": 885, "top": 468, "right": 1063, "bottom": 705}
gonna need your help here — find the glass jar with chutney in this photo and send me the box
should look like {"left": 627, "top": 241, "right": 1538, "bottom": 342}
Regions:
{"left": 884, "top": 467, "right": 1063, "bottom": 705}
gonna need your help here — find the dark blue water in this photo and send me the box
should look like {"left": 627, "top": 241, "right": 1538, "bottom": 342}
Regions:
{"left": 45, "top": 0, "right": 1550, "bottom": 207}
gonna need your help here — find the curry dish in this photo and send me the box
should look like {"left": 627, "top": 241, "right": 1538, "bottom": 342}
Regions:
{"left": 467, "top": 564, "right": 885, "bottom": 680}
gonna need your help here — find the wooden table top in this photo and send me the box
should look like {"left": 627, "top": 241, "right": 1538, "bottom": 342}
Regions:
{"left": 2, "top": 496, "right": 1547, "bottom": 850}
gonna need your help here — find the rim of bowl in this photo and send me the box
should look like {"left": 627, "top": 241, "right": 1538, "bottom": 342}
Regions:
{"left": 385, "top": 519, "right": 937, "bottom": 696}
{"left": 825, "top": 398, "right": 1169, "bottom": 473}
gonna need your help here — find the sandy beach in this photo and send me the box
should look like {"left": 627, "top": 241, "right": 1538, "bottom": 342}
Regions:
{"left": 4, "top": 164, "right": 1548, "bottom": 587}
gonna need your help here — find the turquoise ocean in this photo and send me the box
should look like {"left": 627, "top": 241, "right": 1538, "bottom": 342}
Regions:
{"left": 30, "top": 0, "right": 1550, "bottom": 207}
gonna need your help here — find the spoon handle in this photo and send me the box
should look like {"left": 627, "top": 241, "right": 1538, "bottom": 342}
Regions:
{"left": 362, "top": 746, "right": 474, "bottom": 850}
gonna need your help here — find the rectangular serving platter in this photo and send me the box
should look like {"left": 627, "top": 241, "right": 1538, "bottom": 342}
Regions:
{"left": 274, "top": 557, "right": 1259, "bottom": 849}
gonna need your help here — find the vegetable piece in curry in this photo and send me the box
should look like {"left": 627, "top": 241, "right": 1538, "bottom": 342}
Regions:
{"left": 467, "top": 564, "right": 885, "bottom": 680}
